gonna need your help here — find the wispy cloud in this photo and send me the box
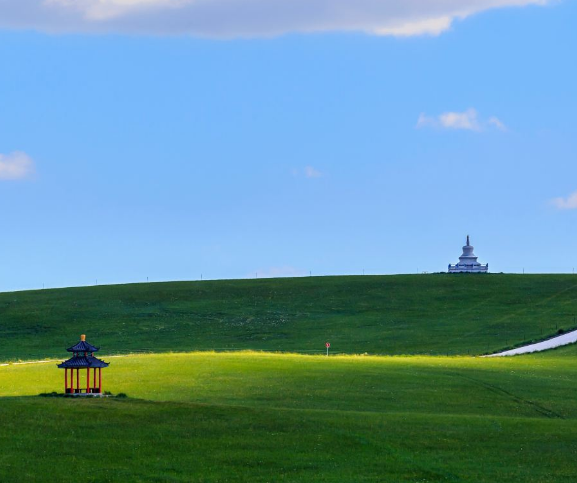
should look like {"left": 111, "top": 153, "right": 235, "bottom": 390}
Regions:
{"left": 0, "top": 151, "right": 36, "bottom": 180}
{"left": 488, "top": 116, "right": 508, "bottom": 132}
{"left": 251, "top": 266, "right": 308, "bottom": 279}
{"left": 0, "top": 0, "right": 551, "bottom": 38}
{"left": 417, "top": 108, "right": 507, "bottom": 132}
{"left": 292, "top": 166, "right": 323, "bottom": 178}
{"left": 551, "top": 191, "right": 577, "bottom": 210}
{"left": 304, "top": 166, "right": 322, "bottom": 178}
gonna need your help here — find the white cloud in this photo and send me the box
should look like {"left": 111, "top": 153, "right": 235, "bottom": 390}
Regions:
{"left": 0, "top": 0, "right": 551, "bottom": 37}
{"left": 251, "top": 266, "right": 308, "bottom": 279}
{"left": 304, "top": 166, "right": 322, "bottom": 178}
{"left": 551, "top": 191, "right": 577, "bottom": 210}
{"left": 417, "top": 109, "right": 507, "bottom": 132}
{"left": 375, "top": 16, "right": 453, "bottom": 37}
{"left": 440, "top": 108, "right": 482, "bottom": 131}
{"left": 0, "top": 152, "right": 36, "bottom": 180}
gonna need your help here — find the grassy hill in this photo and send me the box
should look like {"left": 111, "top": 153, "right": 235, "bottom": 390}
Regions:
{"left": 2, "top": 274, "right": 577, "bottom": 361}
{"left": 2, "top": 350, "right": 577, "bottom": 482}
{"left": 3, "top": 276, "right": 577, "bottom": 481}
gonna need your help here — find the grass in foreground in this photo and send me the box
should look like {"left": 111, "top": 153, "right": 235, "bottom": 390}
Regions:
{"left": 2, "top": 274, "right": 577, "bottom": 360}
{"left": 2, "top": 351, "right": 577, "bottom": 482}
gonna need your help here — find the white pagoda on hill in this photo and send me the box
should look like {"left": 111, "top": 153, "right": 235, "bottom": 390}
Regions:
{"left": 448, "top": 236, "right": 488, "bottom": 273}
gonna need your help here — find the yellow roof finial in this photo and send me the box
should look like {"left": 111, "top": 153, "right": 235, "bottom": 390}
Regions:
{"left": 80, "top": 334, "right": 86, "bottom": 341}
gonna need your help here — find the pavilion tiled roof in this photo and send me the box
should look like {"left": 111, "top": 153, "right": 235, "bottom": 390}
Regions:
{"left": 67, "top": 340, "right": 99, "bottom": 353}
{"left": 58, "top": 355, "right": 110, "bottom": 369}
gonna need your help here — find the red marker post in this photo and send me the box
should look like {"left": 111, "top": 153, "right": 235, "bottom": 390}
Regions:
{"left": 326, "top": 342, "right": 330, "bottom": 356}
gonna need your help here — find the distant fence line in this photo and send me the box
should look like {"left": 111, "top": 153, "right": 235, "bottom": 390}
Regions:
{"left": 5, "top": 269, "right": 577, "bottom": 292}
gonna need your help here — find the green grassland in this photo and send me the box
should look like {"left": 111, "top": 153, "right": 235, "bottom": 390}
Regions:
{"left": 2, "top": 274, "right": 577, "bottom": 361}
{"left": 2, "top": 275, "right": 577, "bottom": 482}
{"left": 2, "top": 351, "right": 577, "bottom": 482}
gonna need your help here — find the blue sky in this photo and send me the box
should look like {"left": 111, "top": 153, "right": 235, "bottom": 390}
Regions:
{"left": 0, "top": 0, "right": 576, "bottom": 291}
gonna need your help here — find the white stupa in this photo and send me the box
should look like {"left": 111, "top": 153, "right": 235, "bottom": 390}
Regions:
{"left": 448, "top": 236, "right": 488, "bottom": 273}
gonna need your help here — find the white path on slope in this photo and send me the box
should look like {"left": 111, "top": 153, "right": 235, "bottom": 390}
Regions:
{"left": 0, "top": 360, "right": 58, "bottom": 367}
{"left": 486, "top": 329, "right": 577, "bottom": 357}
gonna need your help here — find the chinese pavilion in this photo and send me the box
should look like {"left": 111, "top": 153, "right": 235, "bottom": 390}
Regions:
{"left": 57, "top": 334, "right": 109, "bottom": 395}
{"left": 448, "top": 236, "right": 489, "bottom": 273}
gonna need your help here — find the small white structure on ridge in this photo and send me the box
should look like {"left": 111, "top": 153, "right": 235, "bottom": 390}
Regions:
{"left": 448, "top": 236, "right": 488, "bottom": 273}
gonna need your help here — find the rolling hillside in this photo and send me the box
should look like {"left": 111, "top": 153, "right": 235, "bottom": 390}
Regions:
{"left": 1, "top": 274, "right": 577, "bottom": 360}
{"left": 3, "top": 276, "right": 577, "bottom": 482}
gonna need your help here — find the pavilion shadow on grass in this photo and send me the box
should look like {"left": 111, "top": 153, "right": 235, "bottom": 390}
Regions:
{"left": 57, "top": 335, "right": 109, "bottom": 395}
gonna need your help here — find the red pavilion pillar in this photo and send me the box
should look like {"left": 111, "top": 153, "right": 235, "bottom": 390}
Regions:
{"left": 65, "top": 368, "right": 68, "bottom": 393}
{"left": 76, "top": 368, "right": 79, "bottom": 393}
{"left": 99, "top": 367, "right": 102, "bottom": 393}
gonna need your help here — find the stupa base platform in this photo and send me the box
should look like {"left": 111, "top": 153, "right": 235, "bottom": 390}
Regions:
{"left": 448, "top": 265, "right": 488, "bottom": 273}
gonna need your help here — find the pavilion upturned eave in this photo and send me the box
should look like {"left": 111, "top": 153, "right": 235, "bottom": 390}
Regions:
{"left": 58, "top": 356, "right": 109, "bottom": 369}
